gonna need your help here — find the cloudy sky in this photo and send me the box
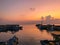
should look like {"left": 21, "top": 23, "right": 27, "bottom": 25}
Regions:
{"left": 0, "top": 0, "right": 60, "bottom": 24}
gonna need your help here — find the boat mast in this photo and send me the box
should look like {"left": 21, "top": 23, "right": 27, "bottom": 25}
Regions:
{"left": 41, "top": 16, "right": 44, "bottom": 25}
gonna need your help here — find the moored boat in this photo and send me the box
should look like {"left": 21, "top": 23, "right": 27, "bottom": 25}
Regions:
{"left": 36, "top": 24, "right": 60, "bottom": 31}
{"left": 0, "top": 24, "right": 23, "bottom": 32}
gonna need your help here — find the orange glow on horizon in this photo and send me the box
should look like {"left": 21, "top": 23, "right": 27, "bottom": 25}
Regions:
{"left": 1, "top": 0, "right": 60, "bottom": 22}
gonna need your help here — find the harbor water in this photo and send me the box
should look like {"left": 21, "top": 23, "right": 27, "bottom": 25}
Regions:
{"left": 0, "top": 24, "right": 59, "bottom": 45}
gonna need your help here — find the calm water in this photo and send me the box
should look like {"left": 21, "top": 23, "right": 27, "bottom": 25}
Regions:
{"left": 0, "top": 24, "right": 58, "bottom": 45}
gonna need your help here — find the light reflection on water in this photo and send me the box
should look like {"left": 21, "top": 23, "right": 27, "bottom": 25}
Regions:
{"left": 0, "top": 24, "right": 57, "bottom": 45}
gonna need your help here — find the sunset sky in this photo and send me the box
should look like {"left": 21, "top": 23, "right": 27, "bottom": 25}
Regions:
{"left": 0, "top": 0, "right": 60, "bottom": 24}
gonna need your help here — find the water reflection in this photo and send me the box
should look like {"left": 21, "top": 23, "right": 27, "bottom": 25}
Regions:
{"left": 0, "top": 24, "right": 58, "bottom": 45}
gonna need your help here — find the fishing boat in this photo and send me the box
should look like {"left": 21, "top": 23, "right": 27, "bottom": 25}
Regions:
{"left": 7, "top": 35, "right": 18, "bottom": 45}
{"left": 0, "top": 42, "right": 6, "bottom": 45}
{"left": 0, "top": 35, "right": 19, "bottom": 45}
{"left": 0, "top": 24, "right": 23, "bottom": 32}
{"left": 36, "top": 24, "right": 60, "bottom": 31}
